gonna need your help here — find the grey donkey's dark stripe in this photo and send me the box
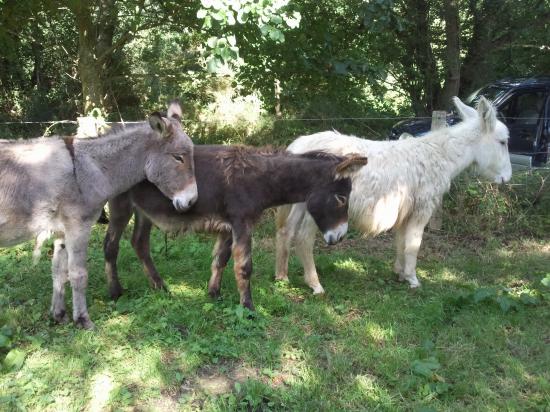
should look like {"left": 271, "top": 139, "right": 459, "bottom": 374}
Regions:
{"left": 63, "top": 137, "right": 82, "bottom": 194}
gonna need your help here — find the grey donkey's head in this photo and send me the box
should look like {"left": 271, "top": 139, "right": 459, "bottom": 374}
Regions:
{"left": 145, "top": 101, "right": 198, "bottom": 211}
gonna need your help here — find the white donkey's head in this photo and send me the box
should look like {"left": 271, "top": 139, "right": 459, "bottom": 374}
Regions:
{"left": 453, "top": 96, "right": 512, "bottom": 183}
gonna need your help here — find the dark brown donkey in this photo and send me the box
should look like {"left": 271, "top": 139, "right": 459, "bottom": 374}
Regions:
{"left": 103, "top": 145, "right": 367, "bottom": 310}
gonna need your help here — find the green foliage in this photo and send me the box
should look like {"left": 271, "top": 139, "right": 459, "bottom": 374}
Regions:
{"left": 447, "top": 285, "right": 546, "bottom": 314}
{"left": 0, "top": 1, "right": 79, "bottom": 122}
{"left": 1, "top": 0, "right": 547, "bottom": 126}
{"left": 444, "top": 169, "right": 550, "bottom": 238}
{"left": 197, "top": 0, "right": 301, "bottom": 72}
{"left": 3, "top": 349, "right": 25, "bottom": 372}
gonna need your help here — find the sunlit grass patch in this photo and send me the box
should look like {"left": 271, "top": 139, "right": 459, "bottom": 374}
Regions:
{"left": 1, "top": 223, "right": 549, "bottom": 410}
{"left": 363, "top": 321, "right": 394, "bottom": 346}
{"left": 332, "top": 257, "right": 367, "bottom": 275}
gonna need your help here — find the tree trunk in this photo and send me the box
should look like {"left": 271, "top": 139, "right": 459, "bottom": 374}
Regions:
{"left": 459, "top": 0, "right": 500, "bottom": 95}
{"left": 396, "top": 0, "right": 441, "bottom": 116}
{"left": 71, "top": 0, "right": 117, "bottom": 115}
{"left": 437, "top": 0, "right": 461, "bottom": 110}
{"left": 78, "top": 43, "right": 106, "bottom": 114}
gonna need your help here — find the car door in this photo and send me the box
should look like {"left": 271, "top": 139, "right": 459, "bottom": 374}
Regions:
{"left": 499, "top": 89, "right": 546, "bottom": 155}
{"left": 534, "top": 91, "right": 550, "bottom": 164}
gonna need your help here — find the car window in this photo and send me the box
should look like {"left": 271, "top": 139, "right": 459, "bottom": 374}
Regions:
{"left": 501, "top": 90, "right": 545, "bottom": 125}
{"left": 466, "top": 85, "right": 510, "bottom": 105}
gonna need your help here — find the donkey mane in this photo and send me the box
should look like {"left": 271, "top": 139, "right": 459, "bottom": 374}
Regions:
{"left": 216, "top": 144, "right": 345, "bottom": 182}
{"left": 0, "top": 123, "right": 146, "bottom": 146}
{"left": 73, "top": 123, "right": 147, "bottom": 143}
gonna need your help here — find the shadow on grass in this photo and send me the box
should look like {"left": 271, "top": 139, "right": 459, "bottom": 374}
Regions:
{"left": 0, "top": 224, "right": 549, "bottom": 410}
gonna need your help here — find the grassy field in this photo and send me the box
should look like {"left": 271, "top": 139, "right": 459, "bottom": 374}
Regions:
{"left": 0, "top": 212, "right": 549, "bottom": 411}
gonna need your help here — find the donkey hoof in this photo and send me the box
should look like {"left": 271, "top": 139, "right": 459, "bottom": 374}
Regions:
{"left": 274, "top": 274, "right": 289, "bottom": 282}
{"left": 149, "top": 278, "right": 167, "bottom": 290}
{"left": 242, "top": 301, "right": 255, "bottom": 312}
{"left": 52, "top": 310, "right": 69, "bottom": 324}
{"left": 311, "top": 284, "right": 325, "bottom": 295}
{"left": 409, "top": 281, "right": 421, "bottom": 289}
{"left": 109, "top": 287, "right": 124, "bottom": 301}
{"left": 75, "top": 316, "right": 95, "bottom": 330}
{"left": 208, "top": 288, "right": 221, "bottom": 299}
{"left": 160, "top": 283, "right": 171, "bottom": 295}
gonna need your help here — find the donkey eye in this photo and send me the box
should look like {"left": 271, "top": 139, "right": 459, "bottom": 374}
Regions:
{"left": 172, "top": 154, "right": 185, "bottom": 163}
{"left": 334, "top": 194, "right": 347, "bottom": 207}
{"left": 500, "top": 141, "right": 507, "bottom": 147}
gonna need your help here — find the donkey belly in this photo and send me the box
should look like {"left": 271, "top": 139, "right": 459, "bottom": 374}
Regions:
{"left": 138, "top": 207, "right": 232, "bottom": 235}
{"left": 0, "top": 194, "right": 33, "bottom": 246}
{"left": 0, "top": 223, "right": 33, "bottom": 247}
{"left": 350, "top": 189, "right": 413, "bottom": 236}
{"left": 144, "top": 212, "right": 193, "bottom": 234}
{"left": 0, "top": 201, "right": 63, "bottom": 247}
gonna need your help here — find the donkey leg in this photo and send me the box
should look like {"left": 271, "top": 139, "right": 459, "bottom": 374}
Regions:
{"left": 274, "top": 205, "right": 293, "bottom": 282}
{"left": 400, "top": 218, "right": 428, "bottom": 288}
{"left": 275, "top": 203, "right": 307, "bottom": 282}
{"left": 208, "top": 231, "right": 233, "bottom": 299}
{"left": 104, "top": 195, "right": 133, "bottom": 300}
{"left": 295, "top": 214, "right": 324, "bottom": 294}
{"left": 66, "top": 227, "right": 94, "bottom": 329}
{"left": 232, "top": 225, "right": 254, "bottom": 310}
{"left": 393, "top": 225, "right": 406, "bottom": 279}
{"left": 131, "top": 211, "right": 167, "bottom": 291}
{"left": 51, "top": 238, "right": 69, "bottom": 324}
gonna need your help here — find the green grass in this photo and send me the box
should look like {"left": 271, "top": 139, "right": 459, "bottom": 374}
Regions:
{"left": 1, "top": 216, "right": 549, "bottom": 411}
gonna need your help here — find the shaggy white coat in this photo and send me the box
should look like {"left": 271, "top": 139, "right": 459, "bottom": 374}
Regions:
{"left": 275, "top": 97, "right": 512, "bottom": 293}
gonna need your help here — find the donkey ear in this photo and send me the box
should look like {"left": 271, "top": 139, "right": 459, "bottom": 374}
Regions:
{"left": 453, "top": 96, "right": 477, "bottom": 119}
{"left": 335, "top": 154, "right": 368, "bottom": 179}
{"left": 477, "top": 96, "right": 497, "bottom": 133}
{"left": 167, "top": 99, "right": 183, "bottom": 121}
{"left": 148, "top": 112, "right": 172, "bottom": 138}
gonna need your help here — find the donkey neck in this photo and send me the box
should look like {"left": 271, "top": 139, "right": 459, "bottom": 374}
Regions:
{"left": 259, "top": 156, "right": 337, "bottom": 206}
{"left": 421, "top": 122, "right": 478, "bottom": 180}
{"left": 72, "top": 126, "right": 151, "bottom": 202}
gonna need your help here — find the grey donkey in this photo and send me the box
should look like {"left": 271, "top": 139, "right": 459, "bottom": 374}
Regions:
{"left": 0, "top": 101, "right": 198, "bottom": 329}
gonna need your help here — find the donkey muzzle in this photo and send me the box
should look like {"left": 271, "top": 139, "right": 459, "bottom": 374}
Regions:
{"left": 323, "top": 222, "right": 348, "bottom": 245}
{"left": 173, "top": 184, "right": 198, "bottom": 212}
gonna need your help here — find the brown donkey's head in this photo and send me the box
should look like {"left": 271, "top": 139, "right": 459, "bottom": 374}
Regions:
{"left": 305, "top": 154, "right": 368, "bottom": 245}
{"left": 145, "top": 101, "right": 198, "bottom": 211}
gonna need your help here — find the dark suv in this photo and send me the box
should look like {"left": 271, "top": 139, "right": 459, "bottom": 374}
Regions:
{"left": 389, "top": 76, "right": 550, "bottom": 166}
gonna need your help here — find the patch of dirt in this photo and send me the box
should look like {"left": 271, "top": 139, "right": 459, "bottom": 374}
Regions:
{"left": 166, "top": 360, "right": 261, "bottom": 400}
{"left": 167, "top": 358, "right": 299, "bottom": 401}
{"left": 286, "top": 292, "right": 306, "bottom": 304}
{"left": 343, "top": 308, "right": 363, "bottom": 322}
{"left": 197, "top": 362, "right": 260, "bottom": 395}
{"left": 144, "top": 396, "right": 180, "bottom": 412}
{"left": 160, "top": 350, "right": 176, "bottom": 365}
{"left": 195, "top": 374, "right": 233, "bottom": 395}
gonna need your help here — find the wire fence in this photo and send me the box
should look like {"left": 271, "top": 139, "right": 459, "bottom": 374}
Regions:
{"left": 1, "top": 116, "right": 548, "bottom": 165}
{"left": 2, "top": 116, "right": 550, "bottom": 124}
{"left": 1, "top": 116, "right": 548, "bottom": 235}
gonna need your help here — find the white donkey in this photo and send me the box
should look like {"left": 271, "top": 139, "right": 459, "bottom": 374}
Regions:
{"left": 0, "top": 102, "right": 198, "bottom": 329}
{"left": 275, "top": 97, "right": 512, "bottom": 293}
